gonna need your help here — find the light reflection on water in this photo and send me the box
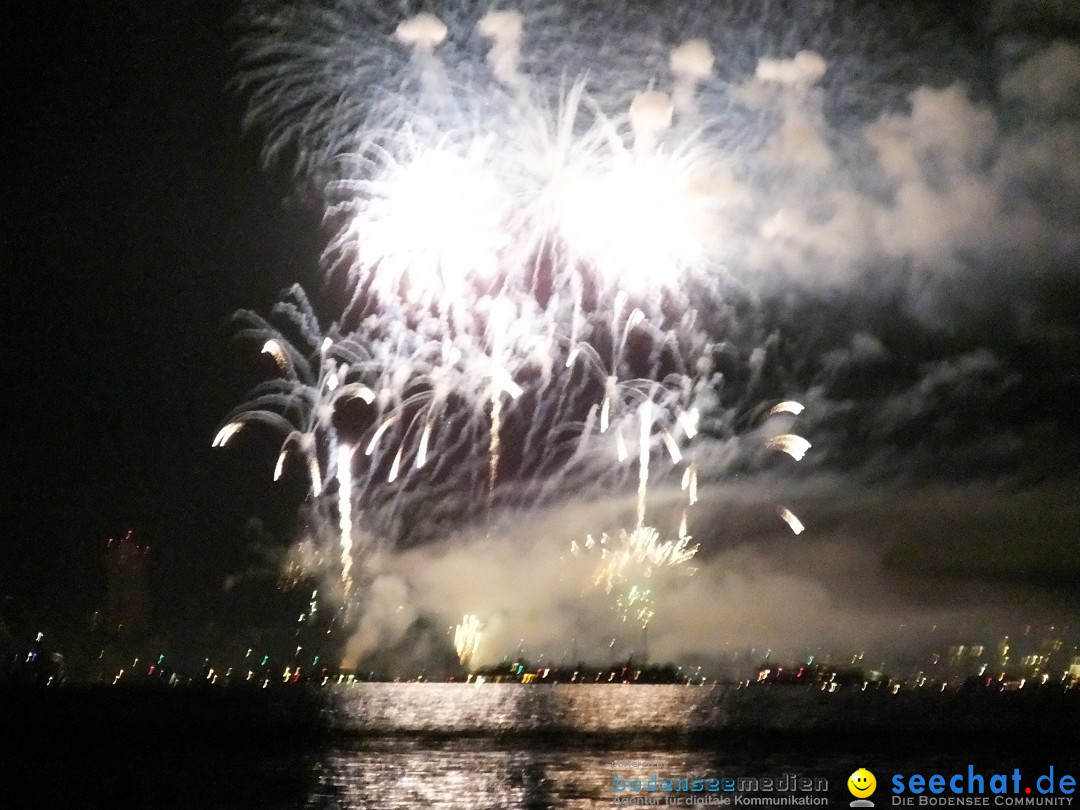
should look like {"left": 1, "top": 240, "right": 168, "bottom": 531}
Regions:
{"left": 306, "top": 683, "right": 1080, "bottom": 809}
{"left": 307, "top": 683, "right": 835, "bottom": 809}
{"left": 312, "top": 739, "right": 635, "bottom": 809}
{"left": 326, "top": 682, "right": 734, "bottom": 735}
{"left": 7, "top": 683, "right": 1078, "bottom": 807}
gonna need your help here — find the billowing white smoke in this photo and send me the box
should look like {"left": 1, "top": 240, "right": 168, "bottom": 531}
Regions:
{"left": 333, "top": 476, "right": 1080, "bottom": 671}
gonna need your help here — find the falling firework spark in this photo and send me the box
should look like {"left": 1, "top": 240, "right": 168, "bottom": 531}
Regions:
{"left": 767, "top": 400, "right": 805, "bottom": 418}
{"left": 337, "top": 443, "right": 355, "bottom": 592}
{"left": 777, "top": 506, "right": 805, "bottom": 535}
{"left": 212, "top": 287, "right": 375, "bottom": 498}
{"left": 593, "top": 525, "right": 698, "bottom": 593}
{"left": 768, "top": 433, "right": 813, "bottom": 462}
{"left": 576, "top": 522, "right": 698, "bottom": 628}
{"left": 454, "top": 613, "right": 483, "bottom": 667}
{"left": 636, "top": 400, "right": 652, "bottom": 528}
{"left": 486, "top": 297, "right": 519, "bottom": 502}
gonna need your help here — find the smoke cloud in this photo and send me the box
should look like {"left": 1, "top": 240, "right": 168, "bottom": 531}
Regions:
{"left": 328, "top": 475, "right": 1080, "bottom": 673}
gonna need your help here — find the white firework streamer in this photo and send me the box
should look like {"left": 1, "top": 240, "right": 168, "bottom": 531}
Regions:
{"left": 337, "top": 443, "right": 356, "bottom": 592}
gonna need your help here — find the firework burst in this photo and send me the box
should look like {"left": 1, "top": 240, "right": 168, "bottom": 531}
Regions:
{"left": 453, "top": 613, "right": 484, "bottom": 668}
{"left": 218, "top": 1, "right": 843, "bottom": 648}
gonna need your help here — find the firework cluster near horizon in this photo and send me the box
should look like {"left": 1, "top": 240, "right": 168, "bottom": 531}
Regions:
{"left": 214, "top": 1, "right": 1077, "bottom": 667}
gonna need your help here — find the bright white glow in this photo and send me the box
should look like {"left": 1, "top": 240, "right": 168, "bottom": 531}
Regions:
{"left": 339, "top": 384, "right": 376, "bottom": 405}
{"left": 767, "top": 400, "right": 805, "bottom": 417}
{"left": 337, "top": 444, "right": 355, "bottom": 592}
{"left": 558, "top": 151, "right": 714, "bottom": 294}
{"left": 273, "top": 448, "right": 288, "bottom": 481}
{"left": 679, "top": 408, "right": 700, "bottom": 439}
{"left": 261, "top": 340, "right": 288, "bottom": 372}
{"left": 616, "top": 425, "right": 628, "bottom": 462}
{"left": 388, "top": 445, "right": 403, "bottom": 483}
{"left": 416, "top": 421, "right": 432, "bottom": 469}
{"left": 663, "top": 430, "right": 682, "bottom": 464}
{"left": 778, "top": 506, "right": 805, "bottom": 535}
{"left": 768, "top": 434, "right": 812, "bottom": 461}
{"left": 681, "top": 463, "right": 699, "bottom": 504}
{"left": 212, "top": 422, "right": 243, "bottom": 447}
{"left": 338, "top": 142, "right": 507, "bottom": 303}
{"left": 592, "top": 525, "right": 698, "bottom": 594}
{"left": 366, "top": 416, "right": 398, "bottom": 456}
{"left": 454, "top": 614, "right": 483, "bottom": 666}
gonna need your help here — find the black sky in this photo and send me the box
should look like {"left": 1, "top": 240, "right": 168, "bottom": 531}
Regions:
{"left": 5, "top": 2, "right": 322, "bottom": 630}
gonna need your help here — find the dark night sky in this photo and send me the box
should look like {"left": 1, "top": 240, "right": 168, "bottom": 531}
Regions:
{"left": 4, "top": 1, "right": 1080, "bottom": 656}
{"left": 5, "top": 2, "right": 322, "bottom": 630}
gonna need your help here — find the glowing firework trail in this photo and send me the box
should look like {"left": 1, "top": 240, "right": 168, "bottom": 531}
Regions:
{"left": 355, "top": 327, "right": 522, "bottom": 501}
{"left": 329, "top": 137, "right": 508, "bottom": 308}
{"left": 262, "top": 339, "right": 289, "bottom": 373}
{"left": 488, "top": 392, "right": 504, "bottom": 502}
{"left": 211, "top": 422, "right": 244, "bottom": 448}
{"left": 678, "top": 407, "right": 700, "bottom": 441}
{"left": 213, "top": 287, "right": 375, "bottom": 499}
{"left": 637, "top": 400, "right": 652, "bottom": 529}
{"left": 580, "top": 524, "right": 699, "bottom": 627}
{"left": 454, "top": 613, "right": 483, "bottom": 668}
{"left": 767, "top": 400, "right": 806, "bottom": 418}
{"left": 681, "top": 463, "right": 698, "bottom": 505}
{"left": 777, "top": 506, "right": 805, "bottom": 535}
{"left": 612, "top": 377, "right": 695, "bottom": 527}
{"left": 618, "top": 586, "right": 655, "bottom": 628}
{"left": 337, "top": 443, "right": 355, "bottom": 592}
{"left": 599, "top": 297, "right": 645, "bottom": 435}
{"left": 576, "top": 380, "right": 702, "bottom": 628}
{"left": 768, "top": 433, "right": 812, "bottom": 462}
{"left": 486, "top": 297, "right": 522, "bottom": 502}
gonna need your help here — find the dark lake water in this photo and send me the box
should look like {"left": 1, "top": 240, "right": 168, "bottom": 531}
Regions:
{"left": 5, "top": 683, "right": 1079, "bottom": 808}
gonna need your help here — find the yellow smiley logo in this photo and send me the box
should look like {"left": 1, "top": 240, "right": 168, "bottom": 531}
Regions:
{"left": 848, "top": 768, "right": 877, "bottom": 798}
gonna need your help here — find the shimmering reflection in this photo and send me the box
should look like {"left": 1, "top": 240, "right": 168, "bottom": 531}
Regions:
{"left": 326, "top": 682, "right": 734, "bottom": 734}
{"left": 308, "top": 684, "right": 831, "bottom": 808}
{"left": 308, "top": 684, "right": 732, "bottom": 808}
{"left": 311, "top": 738, "right": 760, "bottom": 809}
{"left": 321, "top": 681, "right": 937, "bottom": 736}
{"left": 305, "top": 683, "right": 1080, "bottom": 808}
